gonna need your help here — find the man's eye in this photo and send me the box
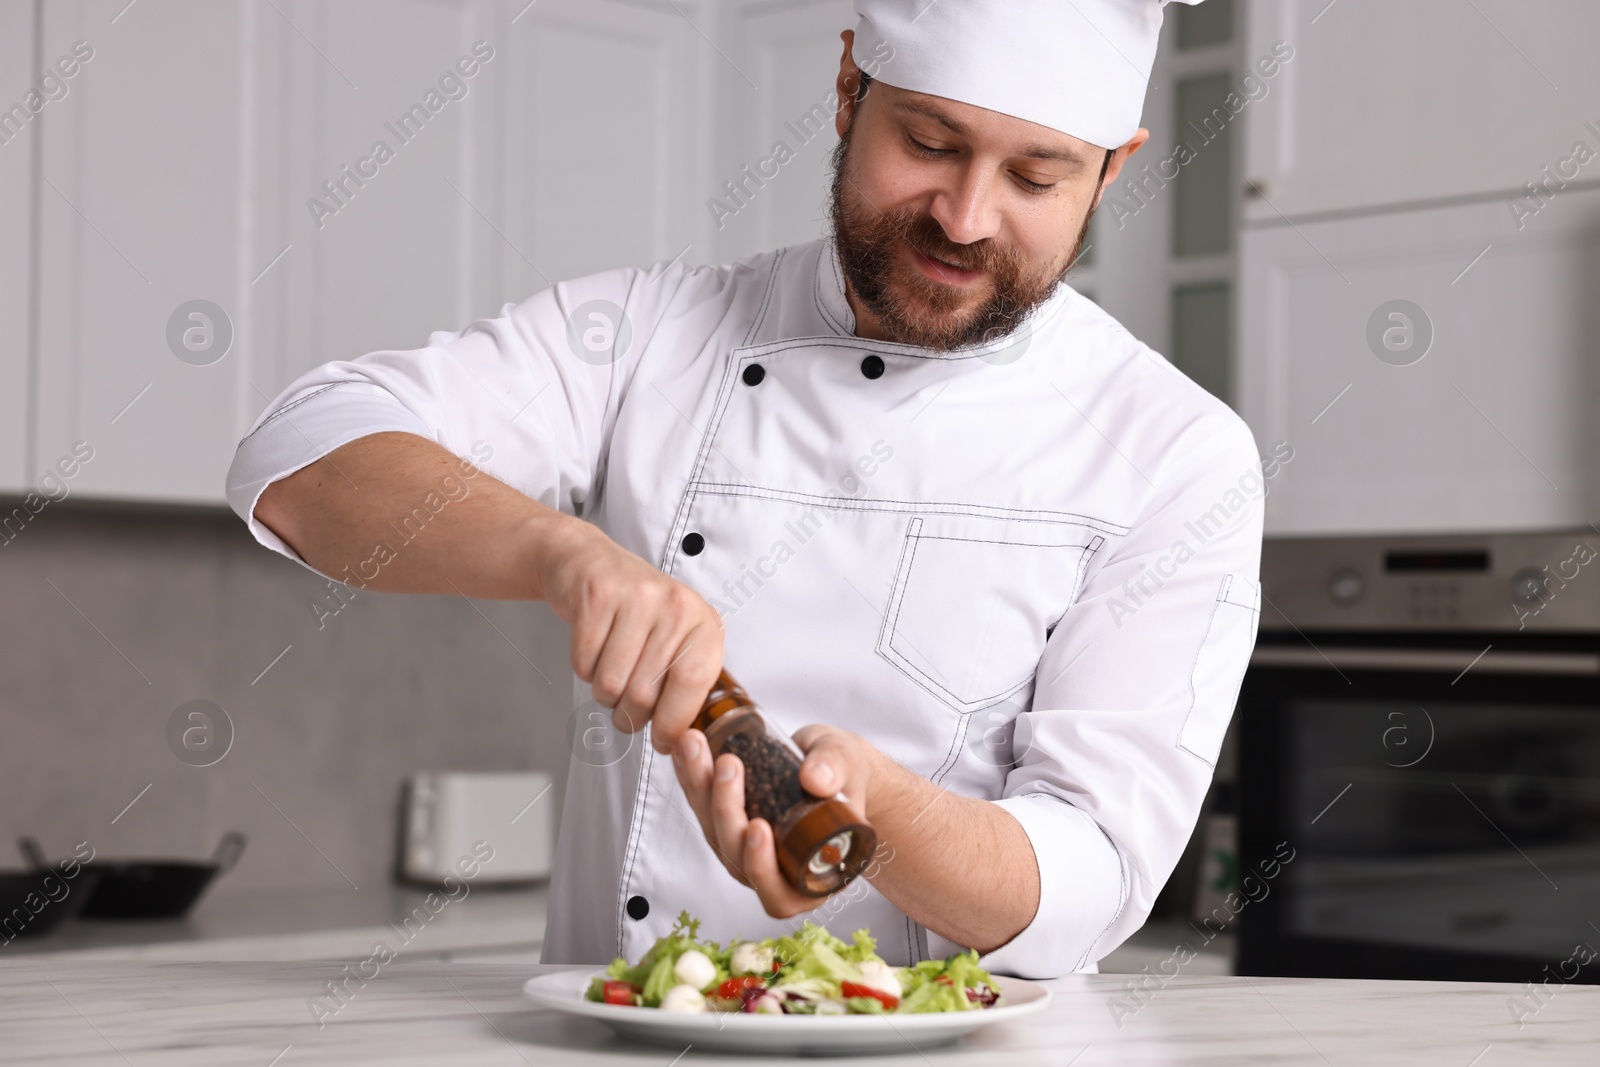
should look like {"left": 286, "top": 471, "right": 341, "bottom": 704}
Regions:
{"left": 905, "top": 133, "right": 949, "bottom": 157}
{"left": 1013, "top": 174, "right": 1057, "bottom": 194}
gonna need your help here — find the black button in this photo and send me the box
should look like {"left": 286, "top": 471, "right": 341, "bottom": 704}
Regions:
{"left": 626, "top": 895, "right": 649, "bottom": 921}
{"left": 860, "top": 354, "right": 885, "bottom": 379}
{"left": 681, "top": 532, "right": 705, "bottom": 556}
{"left": 742, "top": 363, "right": 765, "bottom": 386}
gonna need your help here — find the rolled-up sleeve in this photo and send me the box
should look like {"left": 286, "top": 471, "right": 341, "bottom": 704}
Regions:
{"left": 226, "top": 259, "right": 705, "bottom": 569}
{"left": 970, "top": 414, "right": 1266, "bottom": 978}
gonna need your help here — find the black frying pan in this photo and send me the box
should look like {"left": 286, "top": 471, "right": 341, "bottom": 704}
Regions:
{"left": 0, "top": 864, "right": 104, "bottom": 939}
{"left": 20, "top": 833, "right": 246, "bottom": 920}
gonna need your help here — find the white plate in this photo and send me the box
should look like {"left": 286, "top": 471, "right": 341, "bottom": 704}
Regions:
{"left": 521, "top": 970, "right": 1052, "bottom": 1055}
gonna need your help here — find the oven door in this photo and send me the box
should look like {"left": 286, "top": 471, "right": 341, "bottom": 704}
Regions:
{"left": 1238, "top": 633, "right": 1600, "bottom": 983}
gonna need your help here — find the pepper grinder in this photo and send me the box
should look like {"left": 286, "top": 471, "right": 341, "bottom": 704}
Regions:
{"left": 691, "top": 669, "right": 877, "bottom": 896}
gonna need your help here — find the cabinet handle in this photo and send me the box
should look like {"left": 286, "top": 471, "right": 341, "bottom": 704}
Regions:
{"left": 1249, "top": 647, "right": 1600, "bottom": 675}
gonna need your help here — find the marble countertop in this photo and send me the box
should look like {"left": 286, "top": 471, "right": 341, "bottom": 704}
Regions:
{"left": 4, "top": 883, "right": 549, "bottom": 962}
{"left": 4, "top": 957, "right": 1597, "bottom": 1065}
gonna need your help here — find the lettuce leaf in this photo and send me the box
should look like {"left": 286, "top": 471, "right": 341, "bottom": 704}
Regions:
{"left": 895, "top": 949, "right": 996, "bottom": 1013}
{"left": 594, "top": 914, "right": 998, "bottom": 1015}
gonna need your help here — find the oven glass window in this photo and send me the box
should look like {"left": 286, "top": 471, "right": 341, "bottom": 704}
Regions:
{"left": 1286, "top": 699, "right": 1600, "bottom": 961}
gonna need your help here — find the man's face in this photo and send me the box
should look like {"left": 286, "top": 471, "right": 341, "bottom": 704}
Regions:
{"left": 828, "top": 77, "right": 1116, "bottom": 351}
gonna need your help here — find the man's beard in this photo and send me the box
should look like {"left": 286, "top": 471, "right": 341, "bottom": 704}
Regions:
{"left": 827, "top": 125, "right": 1097, "bottom": 352}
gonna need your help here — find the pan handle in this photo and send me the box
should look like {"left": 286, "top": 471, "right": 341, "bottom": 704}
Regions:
{"left": 211, "top": 832, "right": 247, "bottom": 873}
{"left": 18, "top": 836, "right": 50, "bottom": 872}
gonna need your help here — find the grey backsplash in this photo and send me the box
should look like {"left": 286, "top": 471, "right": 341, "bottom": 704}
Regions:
{"left": 0, "top": 500, "right": 574, "bottom": 892}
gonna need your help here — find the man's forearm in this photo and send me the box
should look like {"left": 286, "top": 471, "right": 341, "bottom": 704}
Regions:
{"left": 862, "top": 750, "right": 1041, "bottom": 955}
{"left": 254, "top": 431, "right": 579, "bottom": 600}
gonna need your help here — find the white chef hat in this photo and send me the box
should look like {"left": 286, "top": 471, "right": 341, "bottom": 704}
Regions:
{"left": 851, "top": 0, "right": 1205, "bottom": 150}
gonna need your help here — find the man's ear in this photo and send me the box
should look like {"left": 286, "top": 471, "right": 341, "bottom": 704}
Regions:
{"left": 835, "top": 29, "right": 863, "bottom": 138}
{"left": 1095, "top": 128, "right": 1151, "bottom": 208}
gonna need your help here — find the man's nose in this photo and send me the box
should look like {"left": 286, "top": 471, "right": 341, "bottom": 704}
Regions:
{"left": 928, "top": 165, "right": 1003, "bottom": 246}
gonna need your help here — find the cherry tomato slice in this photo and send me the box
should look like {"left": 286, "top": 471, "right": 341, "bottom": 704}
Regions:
{"left": 840, "top": 981, "right": 900, "bottom": 1010}
{"left": 716, "top": 974, "right": 766, "bottom": 1000}
{"left": 602, "top": 980, "right": 641, "bottom": 1006}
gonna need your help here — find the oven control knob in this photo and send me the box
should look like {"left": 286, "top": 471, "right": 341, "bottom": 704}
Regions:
{"left": 1328, "top": 568, "right": 1364, "bottom": 606}
{"left": 1511, "top": 567, "right": 1548, "bottom": 604}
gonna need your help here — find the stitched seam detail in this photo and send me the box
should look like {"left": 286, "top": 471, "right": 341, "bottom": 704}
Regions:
{"left": 742, "top": 248, "right": 786, "bottom": 348}
{"left": 883, "top": 647, "right": 1033, "bottom": 715}
{"left": 874, "top": 519, "right": 972, "bottom": 713}
{"left": 876, "top": 520, "right": 1097, "bottom": 713}
{"left": 735, "top": 334, "right": 1010, "bottom": 363}
{"left": 628, "top": 289, "right": 791, "bottom": 931}
{"left": 1073, "top": 536, "right": 1107, "bottom": 604}
{"left": 747, "top": 281, "right": 1072, "bottom": 361}
{"left": 877, "top": 533, "right": 1054, "bottom": 714}
{"left": 876, "top": 517, "right": 922, "bottom": 655}
{"left": 237, "top": 383, "right": 347, "bottom": 444}
{"left": 929, "top": 709, "right": 972, "bottom": 789}
{"left": 1175, "top": 593, "right": 1228, "bottom": 767}
{"left": 1176, "top": 575, "right": 1259, "bottom": 766}
{"left": 655, "top": 360, "right": 751, "bottom": 573}
{"left": 691, "top": 482, "right": 1130, "bottom": 534}
{"left": 915, "top": 534, "right": 1100, "bottom": 550}
{"left": 814, "top": 246, "right": 851, "bottom": 337}
{"left": 1076, "top": 824, "right": 1131, "bottom": 972}
{"left": 616, "top": 743, "right": 657, "bottom": 954}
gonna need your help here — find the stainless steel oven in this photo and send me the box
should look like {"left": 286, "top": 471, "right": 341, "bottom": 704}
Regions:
{"left": 1237, "top": 531, "right": 1600, "bottom": 983}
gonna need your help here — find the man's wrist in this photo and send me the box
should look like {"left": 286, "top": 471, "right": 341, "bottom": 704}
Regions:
{"left": 860, "top": 743, "right": 923, "bottom": 830}
{"left": 514, "top": 508, "right": 591, "bottom": 602}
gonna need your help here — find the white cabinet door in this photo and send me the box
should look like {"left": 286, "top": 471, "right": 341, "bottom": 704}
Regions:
{"left": 494, "top": 0, "right": 710, "bottom": 290}
{"left": 34, "top": 0, "right": 258, "bottom": 505}
{"left": 0, "top": 0, "right": 35, "bottom": 495}
{"left": 1237, "top": 186, "right": 1600, "bottom": 535}
{"left": 252, "top": 0, "right": 525, "bottom": 404}
{"left": 33, "top": 0, "right": 708, "bottom": 506}
{"left": 1243, "top": 0, "right": 1600, "bottom": 222}
{"left": 262, "top": 0, "right": 711, "bottom": 400}
{"left": 713, "top": 0, "right": 857, "bottom": 265}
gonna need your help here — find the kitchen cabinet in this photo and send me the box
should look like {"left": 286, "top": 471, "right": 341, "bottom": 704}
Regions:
{"left": 30, "top": 0, "right": 712, "bottom": 507}
{"left": 1237, "top": 185, "right": 1600, "bottom": 535}
{"left": 0, "top": 0, "right": 35, "bottom": 495}
{"left": 1236, "top": 0, "right": 1600, "bottom": 535}
{"left": 34, "top": 0, "right": 261, "bottom": 505}
{"left": 1242, "top": 0, "right": 1600, "bottom": 223}
{"left": 712, "top": 0, "right": 856, "bottom": 264}
{"left": 1078, "top": 2, "right": 1244, "bottom": 403}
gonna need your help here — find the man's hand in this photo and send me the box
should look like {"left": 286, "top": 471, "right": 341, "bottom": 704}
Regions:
{"left": 671, "top": 723, "right": 878, "bottom": 917}
{"left": 534, "top": 518, "right": 724, "bottom": 754}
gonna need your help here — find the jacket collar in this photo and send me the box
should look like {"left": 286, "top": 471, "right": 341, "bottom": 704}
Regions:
{"left": 811, "top": 235, "right": 1075, "bottom": 359}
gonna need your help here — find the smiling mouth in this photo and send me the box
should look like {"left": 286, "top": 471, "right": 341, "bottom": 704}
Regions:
{"left": 907, "top": 244, "right": 984, "bottom": 285}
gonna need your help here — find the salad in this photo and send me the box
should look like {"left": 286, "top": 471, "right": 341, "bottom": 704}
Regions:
{"left": 584, "top": 912, "right": 1002, "bottom": 1015}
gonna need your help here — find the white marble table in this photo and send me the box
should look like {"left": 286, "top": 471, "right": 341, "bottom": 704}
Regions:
{"left": 3, "top": 958, "right": 1596, "bottom": 1065}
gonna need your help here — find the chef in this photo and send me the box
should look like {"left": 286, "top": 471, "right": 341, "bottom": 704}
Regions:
{"left": 228, "top": 0, "right": 1262, "bottom": 978}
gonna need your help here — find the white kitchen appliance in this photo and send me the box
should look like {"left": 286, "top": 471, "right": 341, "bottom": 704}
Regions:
{"left": 402, "top": 771, "right": 554, "bottom": 884}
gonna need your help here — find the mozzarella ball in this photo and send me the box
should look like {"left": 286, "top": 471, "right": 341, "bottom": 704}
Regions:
{"left": 729, "top": 942, "right": 776, "bottom": 976}
{"left": 672, "top": 949, "right": 718, "bottom": 991}
{"left": 750, "top": 993, "right": 784, "bottom": 1014}
{"left": 815, "top": 999, "right": 847, "bottom": 1015}
{"left": 856, "top": 960, "right": 903, "bottom": 999}
{"left": 659, "top": 984, "right": 708, "bottom": 1013}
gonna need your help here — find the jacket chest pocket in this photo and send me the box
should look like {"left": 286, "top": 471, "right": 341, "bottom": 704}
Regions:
{"left": 876, "top": 513, "right": 1104, "bottom": 715}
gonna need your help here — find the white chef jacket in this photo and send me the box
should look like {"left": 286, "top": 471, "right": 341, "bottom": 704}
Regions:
{"left": 227, "top": 236, "right": 1264, "bottom": 979}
